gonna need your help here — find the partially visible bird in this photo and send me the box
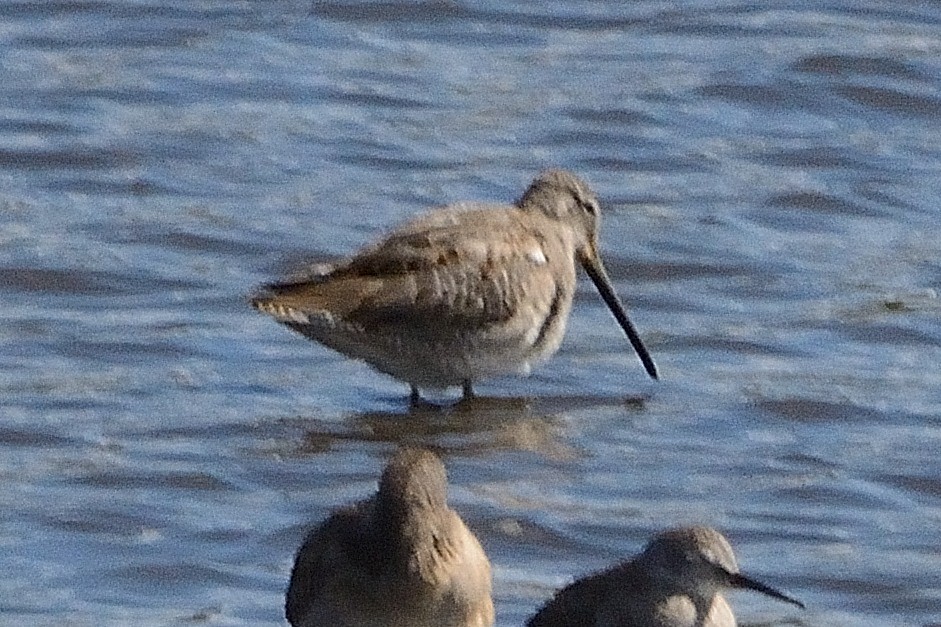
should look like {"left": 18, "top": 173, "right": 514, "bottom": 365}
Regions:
{"left": 526, "top": 526, "right": 804, "bottom": 627}
{"left": 286, "top": 448, "right": 494, "bottom": 627}
{"left": 252, "top": 169, "right": 657, "bottom": 403}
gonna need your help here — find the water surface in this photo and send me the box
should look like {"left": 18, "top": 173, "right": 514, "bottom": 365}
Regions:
{"left": 1, "top": 1, "right": 940, "bottom": 625}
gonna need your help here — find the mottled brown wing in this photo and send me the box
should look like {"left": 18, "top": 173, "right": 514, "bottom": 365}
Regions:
{"left": 340, "top": 204, "right": 522, "bottom": 273}
{"left": 260, "top": 207, "right": 558, "bottom": 333}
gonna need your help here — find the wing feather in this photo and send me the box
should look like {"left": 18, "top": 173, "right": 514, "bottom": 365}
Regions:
{"left": 256, "top": 207, "right": 563, "bottom": 334}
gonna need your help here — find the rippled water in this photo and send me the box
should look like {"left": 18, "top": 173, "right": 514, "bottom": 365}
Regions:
{"left": 2, "top": 1, "right": 940, "bottom": 625}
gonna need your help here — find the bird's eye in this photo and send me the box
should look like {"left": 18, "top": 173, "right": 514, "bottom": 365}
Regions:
{"left": 581, "top": 198, "right": 599, "bottom": 216}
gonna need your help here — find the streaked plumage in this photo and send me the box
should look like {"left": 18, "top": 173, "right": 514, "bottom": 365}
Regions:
{"left": 527, "top": 526, "right": 804, "bottom": 627}
{"left": 286, "top": 448, "right": 494, "bottom": 627}
{"left": 252, "top": 170, "right": 657, "bottom": 402}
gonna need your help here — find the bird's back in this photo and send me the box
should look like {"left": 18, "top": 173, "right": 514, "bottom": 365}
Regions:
{"left": 527, "top": 566, "right": 615, "bottom": 627}
{"left": 257, "top": 204, "right": 572, "bottom": 325}
{"left": 286, "top": 497, "right": 493, "bottom": 627}
{"left": 527, "top": 560, "right": 736, "bottom": 627}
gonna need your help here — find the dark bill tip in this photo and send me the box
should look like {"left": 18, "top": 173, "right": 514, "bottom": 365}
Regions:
{"left": 729, "top": 572, "right": 805, "bottom": 609}
{"left": 581, "top": 256, "right": 659, "bottom": 380}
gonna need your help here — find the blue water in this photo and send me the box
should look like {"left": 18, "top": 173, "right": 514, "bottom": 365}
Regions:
{"left": 1, "top": 1, "right": 940, "bottom": 625}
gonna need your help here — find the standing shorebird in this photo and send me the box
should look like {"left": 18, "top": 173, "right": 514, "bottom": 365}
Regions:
{"left": 526, "top": 526, "right": 804, "bottom": 627}
{"left": 252, "top": 169, "right": 657, "bottom": 403}
{"left": 285, "top": 448, "right": 494, "bottom": 627}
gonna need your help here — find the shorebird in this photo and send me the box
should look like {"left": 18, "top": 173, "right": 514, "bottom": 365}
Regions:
{"left": 285, "top": 448, "right": 494, "bottom": 627}
{"left": 252, "top": 169, "right": 657, "bottom": 403}
{"left": 526, "top": 526, "right": 804, "bottom": 627}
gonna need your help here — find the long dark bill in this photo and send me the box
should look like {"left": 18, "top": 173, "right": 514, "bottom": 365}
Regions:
{"left": 729, "top": 572, "right": 805, "bottom": 609}
{"left": 581, "top": 254, "right": 658, "bottom": 380}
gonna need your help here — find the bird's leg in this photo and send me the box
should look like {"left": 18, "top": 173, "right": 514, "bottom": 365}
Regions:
{"left": 462, "top": 380, "right": 475, "bottom": 401}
